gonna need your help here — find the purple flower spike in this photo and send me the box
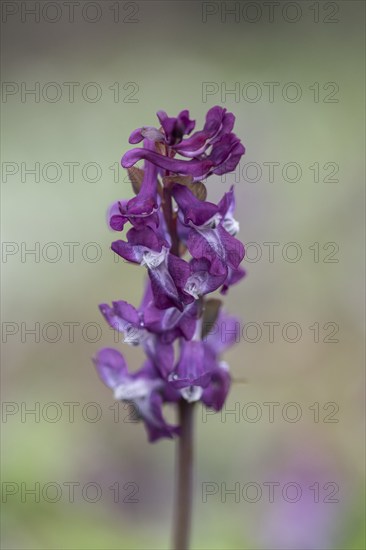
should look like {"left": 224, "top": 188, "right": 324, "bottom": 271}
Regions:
{"left": 94, "top": 106, "right": 246, "bottom": 442}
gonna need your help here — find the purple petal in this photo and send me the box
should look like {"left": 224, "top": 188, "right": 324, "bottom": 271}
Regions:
{"left": 202, "top": 361, "right": 231, "bottom": 411}
{"left": 108, "top": 201, "right": 128, "bottom": 231}
{"left": 112, "top": 301, "right": 140, "bottom": 327}
{"left": 111, "top": 226, "right": 168, "bottom": 264}
{"left": 122, "top": 148, "right": 213, "bottom": 178}
{"left": 187, "top": 229, "right": 228, "bottom": 276}
{"left": 93, "top": 348, "right": 128, "bottom": 389}
{"left": 129, "top": 128, "right": 145, "bottom": 144}
{"left": 215, "top": 225, "right": 245, "bottom": 269}
{"left": 111, "top": 239, "right": 142, "bottom": 264}
{"left": 157, "top": 109, "right": 195, "bottom": 145}
{"left": 208, "top": 133, "right": 240, "bottom": 166}
{"left": 127, "top": 225, "right": 167, "bottom": 252}
{"left": 220, "top": 266, "right": 246, "bottom": 295}
{"left": 186, "top": 258, "right": 227, "bottom": 298}
{"left": 203, "top": 106, "right": 227, "bottom": 137}
{"left": 213, "top": 141, "right": 245, "bottom": 176}
{"left": 143, "top": 300, "right": 198, "bottom": 342}
{"left": 143, "top": 337, "right": 174, "bottom": 378}
{"left": 210, "top": 111, "right": 235, "bottom": 143}
{"left": 174, "top": 131, "right": 208, "bottom": 157}
{"left": 99, "top": 303, "right": 132, "bottom": 333}
{"left": 132, "top": 389, "right": 180, "bottom": 442}
{"left": 172, "top": 184, "right": 219, "bottom": 227}
{"left": 166, "top": 254, "right": 192, "bottom": 300}
{"left": 170, "top": 340, "right": 212, "bottom": 390}
{"left": 203, "top": 311, "right": 241, "bottom": 355}
{"left": 218, "top": 185, "right": 236, "bottom": 218}
{"left": 148, "top": 260, "right": 184, "bottom": 311}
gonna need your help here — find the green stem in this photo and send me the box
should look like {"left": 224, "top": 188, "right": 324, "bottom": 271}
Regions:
{"left": 173, "top": 400, "right": 194, "bottom": 550}
{"left": 162, "top": 186, "right": 180, "bottom": 256}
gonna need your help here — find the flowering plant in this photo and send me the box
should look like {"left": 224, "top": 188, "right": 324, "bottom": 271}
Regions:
{"left": 93, "top": 106, "right": 245, "bottom": 548}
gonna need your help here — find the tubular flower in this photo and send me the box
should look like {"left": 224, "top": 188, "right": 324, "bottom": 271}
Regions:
{"left": 122, "top": 106, "right": 245, "bottom": 180}
{"left": 93, "top": 107, "right": 246, "bottom": 442}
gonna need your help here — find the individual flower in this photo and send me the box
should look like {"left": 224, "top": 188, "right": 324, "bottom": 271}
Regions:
{"left": 94, "top": 348, "right": 180, "bottom": 442}
{"left": 168, "top": 310, "right": 239, "bottom": 408}
{"left": 122, "top": 106, "right": 245, "bottom": 180}
{"left": 111, "top": 226, "right": 193, "bottom": 311}
{"left": 109, "top": 140, "right": 159, "bottom": 230}
{"left": 172, "top": 184, "right": 245, "bottom": 284}
{"left": 184, "top": 258, "right": 228, "bottom": 300}
{"left": 99, "top": 281, "right": 200, "bottom": 378}
{"left": 99, "top": 299, "right": 174, "bottom": 378}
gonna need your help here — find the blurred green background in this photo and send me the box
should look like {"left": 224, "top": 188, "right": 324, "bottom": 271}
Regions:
{"left": 1, "top": 1, "right": 365, "bottom": 548}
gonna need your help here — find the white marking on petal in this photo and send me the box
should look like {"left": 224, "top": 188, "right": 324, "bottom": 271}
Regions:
{"left": 197, "top": 228, "right": 225, "bottom": 257}
{"left": 222, "top": 215, "right": 240, "bottom": 236}
{"left": 184, "top": 272, "right": 208, "bottom": 299}
{"left": 181, "top": 385, "right": 203, "bottom": 403}
{"left": 141, "top": 247, "right": 168, "bottom": 269}
{"left": 114, "top": 378, "right": 151, "bottom": 401}
{"left": 123, "top": 326, "right": 147, "bottom": 346}
{"left": 140, "top": 127, "right": 165, "bottom": 142}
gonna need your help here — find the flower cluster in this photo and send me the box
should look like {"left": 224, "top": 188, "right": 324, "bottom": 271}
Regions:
{"left": 94, "top": 107, "right": 246, "bottom": 442}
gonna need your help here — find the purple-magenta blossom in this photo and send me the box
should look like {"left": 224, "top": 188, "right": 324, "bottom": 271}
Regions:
{"left": 111, "top": 226, "right": 194, "bottom": 311}
{"left": 218, "top": 185, "right": 240, "bottom": 235}
{"left": 220, "top": 265, "right": 246, "bottom": 295}
{"left": 144, "top": 299, "right": 198, "bottom": 343}
{"left": 109, "top": 140, "right": 159, "bottom": 231}
{"left": 129, "top": 109, "right": 195, "bottom": 146}
{"left": 122, "top": 106, "right": 245, "bottom": 180}
{"left": 94, "top": 106, "right": 246, "bottom": 442}
{"left": 169, "top": 339, "right": 212, "bottom": 400}
{"left": 94, "top": 348, "right": 179, "bottom": 442}
{"left": 172, "top": 184, "right": 220, "bottom": 228}
{"left": 122, "top": 148, "right": 214, "bottom": 180}
{"left": 185, "top": 258, "right": 228, "bottom": 299}
{"left": 168, "top": 310, "right": 238, "bottom": 407}
{"left": 172, "top": 184, "right": 245, "bottom": 286}
{"left": 99, "top": 300, "right": 174, "bottom": 378}
{"left": 157, "top": 109, "right": 196, "bottom": 145}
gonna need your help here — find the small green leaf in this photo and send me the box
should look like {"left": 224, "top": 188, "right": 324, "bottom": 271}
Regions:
{"left": 201, "top": 298, "right": 223, "bottom": 338}
{"left": 127, "top": 166, "right": 144, "bottom": 195}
